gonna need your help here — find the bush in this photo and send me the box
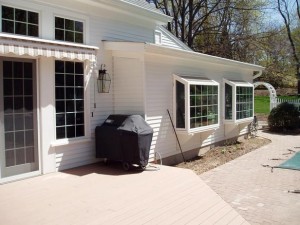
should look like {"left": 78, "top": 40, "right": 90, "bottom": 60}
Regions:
{"left": 268, "top": 102, "right": 300, "bottom": 132}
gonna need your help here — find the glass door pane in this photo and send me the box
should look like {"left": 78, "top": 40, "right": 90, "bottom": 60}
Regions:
{"left": 0, "top": 58, "right": 38, "bottom": 179}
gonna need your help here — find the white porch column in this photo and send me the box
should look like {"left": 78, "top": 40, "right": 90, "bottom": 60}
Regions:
{"left": 39, "top": 57, "right": 56, "bottom": 174}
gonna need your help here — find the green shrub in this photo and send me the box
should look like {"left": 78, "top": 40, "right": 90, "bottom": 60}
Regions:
{"left": 268, "top": 102, "right": 300, "bottom": 132}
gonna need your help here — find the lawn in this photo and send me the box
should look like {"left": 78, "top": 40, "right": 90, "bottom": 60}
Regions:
{"left": 255, "top": 95, "right": 300, "bottom": 115}
{"left": 254, "top": 96, "right": 270, "bottom": 115}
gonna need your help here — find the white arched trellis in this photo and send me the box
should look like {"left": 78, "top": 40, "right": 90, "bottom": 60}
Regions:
{"left": 253, "top": 82, "right": 277, "bottom": 111}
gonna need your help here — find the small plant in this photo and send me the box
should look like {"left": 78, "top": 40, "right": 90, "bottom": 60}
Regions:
{"left": 224, "top": 139, "right": 238, "bottom": 146}
{"left": 268, "top": 102, "right": 300, "bottom": 132}
{"left": 221, "top": 148, "right": 226, "bottom": 154}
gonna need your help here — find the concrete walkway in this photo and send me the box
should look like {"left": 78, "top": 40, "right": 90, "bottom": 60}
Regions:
{"left": 200, "top": 131, "right": 300, "bottom": 225}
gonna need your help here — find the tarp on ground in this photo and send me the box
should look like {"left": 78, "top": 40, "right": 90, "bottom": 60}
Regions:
{"left": 276, "top": 152, "right": 300, "bottom": 171}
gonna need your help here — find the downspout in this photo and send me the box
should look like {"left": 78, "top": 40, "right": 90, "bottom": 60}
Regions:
{"left": 253, "top": 70, "right": 263, "bottom": 79}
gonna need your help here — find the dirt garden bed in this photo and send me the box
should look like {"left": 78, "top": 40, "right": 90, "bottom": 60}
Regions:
{"left": 175, "top": 136, "right": 271, "bottom": 175}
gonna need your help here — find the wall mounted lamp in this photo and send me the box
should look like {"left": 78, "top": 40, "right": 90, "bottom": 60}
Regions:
{"left": 97, "top": 64, "right": 111, "bottom": 93}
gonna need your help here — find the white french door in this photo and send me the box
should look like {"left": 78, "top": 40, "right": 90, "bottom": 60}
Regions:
{"left": 0, "top": 58, "right": 39, "bottom": 179}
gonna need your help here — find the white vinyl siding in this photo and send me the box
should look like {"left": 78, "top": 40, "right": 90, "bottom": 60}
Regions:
{"left": 0, "top": 0, "right": 258, "bottom": 174}
{"left": 0, "top": 0, "right": 155, "bottom": 172}
{"left": 144, "top": 55, "right": 252, "bottom": 160}
{"left": 155, "top": 26, "right": 191, "bottom": 51}
{"left": 112, "top": 57, "right": 144, "bottom": 115}
{"left": 144, "top": 67, "right": 177, "bottom": 160}
{"left": 52, "top": 6, "right": 155, "bottom": 170}
{"left": 57, "top": 19, "right": 151, "bottom": 170}
{"left": 54, "top": 140, "right": 97, "bottom": 171}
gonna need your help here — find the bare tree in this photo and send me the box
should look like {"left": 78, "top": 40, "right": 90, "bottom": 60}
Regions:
{"left": 151, "top": 0, "right": 267, "bottom": 63}
{"left": 150, "top": 0, "right": 223, "bottom": 48}
{"left": 277, "top": 0, "right": 300, "bottom": 93}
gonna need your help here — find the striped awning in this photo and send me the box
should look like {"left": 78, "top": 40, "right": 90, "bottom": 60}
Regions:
{"left": 0, "top": 33, "right": 98, "bottom": 62}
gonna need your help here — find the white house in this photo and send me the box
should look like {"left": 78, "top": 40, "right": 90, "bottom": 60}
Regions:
{"left": 0, "top": 0, "right": 263, "bottom": 183}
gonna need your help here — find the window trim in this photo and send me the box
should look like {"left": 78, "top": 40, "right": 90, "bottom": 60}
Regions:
{"left": 54, "top": 60, "right": 90, "bottom": 141}
{"left": 223, "top": 79, "right": 254, "bottom": 124}
{"left": 54, "top": 16, "right": 84, "bottom": 44}
{"left": 1, "top": 5, "right": 40, "bottom": 37}
{"left": 173, "top": 75, "right": 220, "bottom": 134}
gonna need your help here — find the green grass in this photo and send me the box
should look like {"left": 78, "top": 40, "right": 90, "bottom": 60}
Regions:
{"left": 254, "top": 95, "right": 300, "bottom": 115}
{"left": 254, "top": 96, "right": 270, "bottom": 115}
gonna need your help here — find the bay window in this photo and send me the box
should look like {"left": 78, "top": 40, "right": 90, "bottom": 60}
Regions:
{"left": 224, "top": 79, "right": 254, "bottom": 123}
{"left": 174, "top": 75, "right": 219, "bottom": 133}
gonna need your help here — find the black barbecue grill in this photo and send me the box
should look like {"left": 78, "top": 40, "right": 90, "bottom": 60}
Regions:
{"left": 95, "top": 115, "right": 153, "bottom": 170}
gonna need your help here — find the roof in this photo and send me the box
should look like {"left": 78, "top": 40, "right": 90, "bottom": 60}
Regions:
{"left": 104, "top": 41, "right": 264, "bottom": 71}
{"left": 98, "top": 0, "right": 172, "bottom": 24}
{"left": 145, "top": 43, "right": 264, "bottom": 71}
{"left": 120, "top": 0, "right": 164, "bottom": 15}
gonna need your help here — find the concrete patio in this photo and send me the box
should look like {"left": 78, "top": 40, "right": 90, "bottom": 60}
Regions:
{"left": 0, "top": 162, "right": 248, "bottom": 225}
{"left": 201, "top": 130, "right": 300, "bottom": 225}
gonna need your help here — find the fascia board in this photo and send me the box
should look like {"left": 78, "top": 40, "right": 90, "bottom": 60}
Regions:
{"left": 145, "top": 43, "right": 264, "bottom": 71}
{"left": 175, "top": 74, "right": 218, "bottom": 85}
{"left": 103, "top": 41, "right": 145, "bottom": 52}
{"left": 224, "top": 79, "right": 253, "bottom": 87}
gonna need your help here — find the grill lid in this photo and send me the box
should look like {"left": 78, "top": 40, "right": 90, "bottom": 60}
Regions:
{"left": 117, "top": 115, "right": 153, "bottom": 134}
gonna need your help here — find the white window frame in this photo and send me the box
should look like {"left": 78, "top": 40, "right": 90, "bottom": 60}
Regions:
{"left": 173, "top": 75, "right": 220, "bottom": 134}
{"left": 54, "top": 15, "right": 84, "bottom": 44}
{"left": 51, "top": 59, "right": 91, "bottom": 147}
{"left": 54, "top": 60, "right": 89, "bottom": 141}
{"left": 1, "top": 4, "right": 39, "bottom": 38}
{"left": 223, "top": 79, "right": 254, "bottom": 124}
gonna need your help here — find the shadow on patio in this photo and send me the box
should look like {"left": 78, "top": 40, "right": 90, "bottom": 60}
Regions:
{"left": 62, "top": 162, "right": 147, "bottom": 176}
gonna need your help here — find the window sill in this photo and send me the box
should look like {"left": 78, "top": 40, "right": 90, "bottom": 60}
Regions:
{"left": 224, "top": 117, "right": 253, "bottom": 124}
{"left": 177, "top": 124, "right": 219, "bottom": 135}
{"left": 51, "top": 137, "right": 92, "bottom": 147}
{"left": 236, "top": 117, "right": 254, "bottom": 124}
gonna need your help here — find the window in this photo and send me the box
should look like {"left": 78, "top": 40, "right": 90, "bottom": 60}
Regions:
{"left": 236, "top": 86, "right": 253, "bottom": 120}
{"left": 225, "top": 83, "right": 233, "bottom": 120}
{"left": 55, "top": 17, "right": 83, "bottom": 43}
{"left": 1, "top": 6, "right": 39, "bottom": 37}
{"left": 224, "top": 79, "right": 254, "bottom": 123}
{"left": 174, "top": 75, "right": 219, "bottom": 133}
{"left": 55, "top": 60, "right": 85, "bottom": 139}
{"left": 176, "top": 81, "right": 185, "bottom": 128}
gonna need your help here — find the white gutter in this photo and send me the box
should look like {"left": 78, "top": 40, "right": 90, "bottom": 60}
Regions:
{"left": 253, "top": 70, "right": 263, "bottom": 79}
